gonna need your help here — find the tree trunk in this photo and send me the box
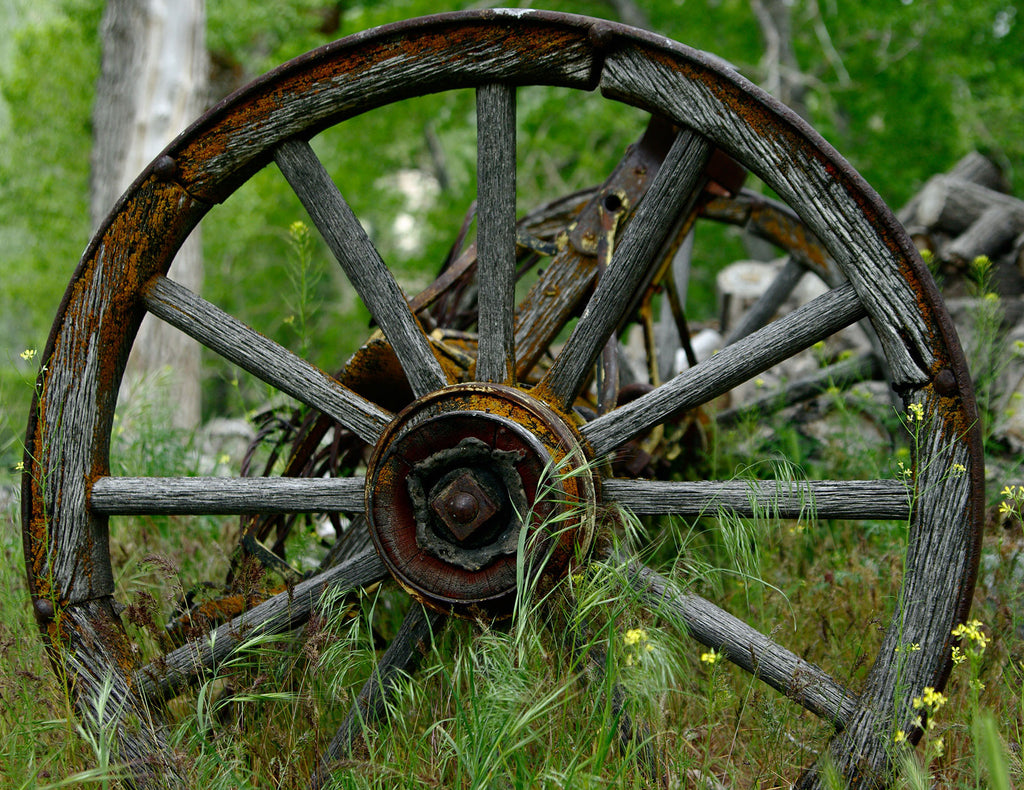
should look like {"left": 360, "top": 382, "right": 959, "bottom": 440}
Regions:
{"left": 751, "top": 0, "right": 810, "bottom": 121}
{"left": 91, "top": 0, "right": 207, "bottom": 429}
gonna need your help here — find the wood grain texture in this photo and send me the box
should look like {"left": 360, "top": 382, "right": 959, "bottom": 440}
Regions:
{"left": 916, "top": 175, "right": 1024, "bottom": 234}
{"left": 23, "top": 15, "right": 983, "bottom": 787}
{"left": 24, "top": 179, "right": 206, "bottom": 607}
{"left": 582, "top": 282, "right": 866, "bottom": 456}
{"left": 138, "top": 547, "right": 387, "bottom": 700}
{"left": 475, "top": 83, "right": 518, "bottom": 384}
{"left": 537, "top": 130, "right": 712, "bottom": 409}
{"left": 599, "top": 45, "right": 935, "bottom": 387}
{"left": 626, "top": 563, "right": 858, "bottom": 728}
{"left": 275, "top": 139, "right": 448, "bottom": 399}
{"left": 797, "top": 388, "right": 979, "bottom": 788}
{"left": 91, "top": 475, "right": 366, "bottom": 515}
{"left": 171, "top": 13, "right": 597, "bottom": 201}
{"left": 512, "top": 248, "right": 597, "bottom": 380}
{"left": 52, "top": 600, "right": 187, "bottom": 788}
{"left": 143, "top": 275, "right": 390, "bottom": 445}
{"left": 604, "top": 478, "right": 909, "bottom": 520}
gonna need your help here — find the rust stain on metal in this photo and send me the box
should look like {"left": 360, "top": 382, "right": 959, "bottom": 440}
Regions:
{"left": 172, "top": 17, "right": 596, "bottom": 203}
{"left": 365, "top": 383, "right": 597, "bottom": 618}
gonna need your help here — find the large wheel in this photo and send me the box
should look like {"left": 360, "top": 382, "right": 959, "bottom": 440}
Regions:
{"left": 23, "top": 11, "right": 982, "bottom": 788}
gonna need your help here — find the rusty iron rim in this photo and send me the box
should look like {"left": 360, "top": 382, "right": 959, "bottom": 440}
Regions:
{"left": 20, "top": 9, "right": 983, "bottom": 785}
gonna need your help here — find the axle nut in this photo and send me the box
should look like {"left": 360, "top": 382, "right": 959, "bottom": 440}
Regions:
{"left": 430, "top": 471, "right": 499, "bottom": 542}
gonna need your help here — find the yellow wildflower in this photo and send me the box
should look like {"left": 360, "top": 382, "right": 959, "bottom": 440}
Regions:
{"left": 894, "top": 730, "right": 907, "bottom": 744}
{"left": 912, "top": 686, "right": 947, "bottom": 712}
{"left": 700, "top": 649, "right": 722, "bottom": 665}
{"left": 624, "top": 628, "right": 648, "bottom": 647}
{"left": 908, "top": 402, "right": 924, "bottom": 422}
{"left": 952, "top": 619, "right": 989, "bottom": 651}
{"left": 20, "top": 348, "right": 36, "bottom": 361}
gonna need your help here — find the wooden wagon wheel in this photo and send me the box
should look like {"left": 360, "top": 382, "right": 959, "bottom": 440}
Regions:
{"left": 22, "top": 10, "right": 983, "bottom": 787}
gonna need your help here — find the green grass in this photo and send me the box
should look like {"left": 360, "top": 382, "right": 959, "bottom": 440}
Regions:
{"left": 4, "top": 406, "right": 1023, "bottom": 788}
{"left": 3, "top": 265, "right": 1023, "bottom": 788}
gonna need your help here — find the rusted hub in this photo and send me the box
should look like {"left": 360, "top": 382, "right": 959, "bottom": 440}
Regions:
{"left": 366, "top": 383, "right": 597, "bottom": 618}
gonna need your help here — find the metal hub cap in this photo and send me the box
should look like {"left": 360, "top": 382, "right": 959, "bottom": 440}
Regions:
{"left": 366, "top": 383, "right": 597, "bottom": 618}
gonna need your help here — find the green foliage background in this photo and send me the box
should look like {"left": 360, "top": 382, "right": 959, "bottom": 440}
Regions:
{"left": 1, "top": 0, "right": 1021, "bottom": 467}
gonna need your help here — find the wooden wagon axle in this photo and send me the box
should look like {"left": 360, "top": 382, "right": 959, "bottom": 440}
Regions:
{"left": 22, "top": 11, "right": 983, "bottom": 788}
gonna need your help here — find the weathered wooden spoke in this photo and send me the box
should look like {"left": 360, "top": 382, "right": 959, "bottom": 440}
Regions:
{"left": 474, "top": 83, "right": 518, "bottom": 385}
{"left": 137, "top": 546, "right": 387, "bottom": 700}
{"left": 22, "top": 12, "right": 982, "bottom": 789}
{"left": 91, "top": 475, "right": 366, "bottom": 515}
{"left": 144, "top": 275, "right": 390, "bottom": 444}
{"left": 603, "top": 478, "right": 909, "bottom": 521}
{"left": 582, "top": 282, "right": 866, "bottom": 457}
{"left": 312, "top": 605, "right": 446, "bottom": 789}
{"left": 536, "top": 129, "right": 712, "bottom": 410}
{"left": 625, "top": 564, "right": 859, "bottom": 729}
{"left": 274, "top": 138, "right": 448, "bottom": 399}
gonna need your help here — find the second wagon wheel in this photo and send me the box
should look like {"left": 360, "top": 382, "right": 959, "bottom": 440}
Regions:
{"left": 22, "top": 10, "right": 982, "bottom": 788}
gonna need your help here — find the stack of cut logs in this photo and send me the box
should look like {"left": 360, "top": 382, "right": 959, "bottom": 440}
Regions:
{"left": 709, "top": 152, "right": 1024, "bottom": 452}
{"left": 902, "top": 152, "right": 1024, "bottom": 451}
{"left": 899, "top": 152, "right": 1024, "bottom": 294}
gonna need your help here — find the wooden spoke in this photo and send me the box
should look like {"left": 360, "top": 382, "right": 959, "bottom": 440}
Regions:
{"left": 536, "top": 129, "right": 713, "bottom": 410}
{"left": 313, "top": 605, "right": 446, "bottom": 788}
{"left": 137, "top": 546, "right": 387, "bottom": 700}
{"left": 624, "top": 563, "right": 859, "bottom": 729}
{"left": 143, "top": 276, "right": 389, "bottom": 445}
{"left": 475, "top": 83, "right": 517, "bottom": 384}
{"left": 23, "top": 14, "right": 983, "bottom": 788}
{"left": 723, "top": 257, "right": 805, "bottom": 345}
{"left": 603, "top": 478, "right": 909, "bottom": 520}
{"left": 91, "top": 475, "right": 365, "bottom": 515}
{"left": 274, "top": 138, "right": 448, "bottom": 399}
{"left": 582, "top": 282, "right": 866, "bottom": 456}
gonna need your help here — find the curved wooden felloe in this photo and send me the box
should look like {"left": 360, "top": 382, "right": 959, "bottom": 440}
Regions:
{"left": 22, "top": 11, "right": 982, "bottom": 788}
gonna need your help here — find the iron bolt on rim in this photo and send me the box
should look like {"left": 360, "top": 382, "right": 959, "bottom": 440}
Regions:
{"left": 22, "top": 10, "right": 982, "bottom": 787}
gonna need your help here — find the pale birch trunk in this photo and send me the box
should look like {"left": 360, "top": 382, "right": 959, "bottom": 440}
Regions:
{"left": 91, "top": 0, "right": 207, "bottom": 429}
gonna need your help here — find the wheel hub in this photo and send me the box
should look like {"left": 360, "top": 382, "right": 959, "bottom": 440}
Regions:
{"left": 366, "top": 383, "right": 597, "bottom": 618}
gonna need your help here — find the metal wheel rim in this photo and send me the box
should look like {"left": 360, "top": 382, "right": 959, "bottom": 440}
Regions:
{"left": 22, "top": 10, "right": 983, "bottom": 787}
